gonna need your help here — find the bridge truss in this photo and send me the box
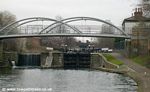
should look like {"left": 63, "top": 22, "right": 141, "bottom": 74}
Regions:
{"left": 0, "top": 17, "right": 130, "bottom": 39}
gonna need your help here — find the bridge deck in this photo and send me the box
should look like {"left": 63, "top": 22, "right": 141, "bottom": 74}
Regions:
{"left": 0, "top": 33, "right": 130, "bottom": 39}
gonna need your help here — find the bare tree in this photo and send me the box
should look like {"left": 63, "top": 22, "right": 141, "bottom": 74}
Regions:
{"left": 138, "top": 0, "right": 150, "bottom": 17}
{"left": 0, "top": 11, "right": 18, "bottom": 34}
{"left": 54, "top": 16, "right": 68, "bottom": 33}
{"left": 0, "top": 11, "right": 16, "bottom": 26}
{"left": 0, "top": 11, "right": 19, "bottom": 52}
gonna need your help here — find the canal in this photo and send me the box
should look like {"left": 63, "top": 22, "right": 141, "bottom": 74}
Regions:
{"left": 0, "top": 69, "right": 137, "bottom": 92}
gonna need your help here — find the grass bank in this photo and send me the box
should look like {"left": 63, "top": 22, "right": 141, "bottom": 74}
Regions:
{"left": 103, "top": 53, "right": 123, "bottom": 66}
{"left": 131, "top": 55, "right": 150, "bottom": 68}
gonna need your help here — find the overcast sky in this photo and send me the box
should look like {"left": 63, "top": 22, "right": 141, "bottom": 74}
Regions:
{"left": 0, "top": 0, "right": 139, "bottom": 26}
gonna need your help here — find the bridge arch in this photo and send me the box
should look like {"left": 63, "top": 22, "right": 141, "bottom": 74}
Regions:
{"left": 39, "top": 17, "right": 128, "bottom": 36}
{"left": 0, "top": 17, "right": 82, "bottom": 35}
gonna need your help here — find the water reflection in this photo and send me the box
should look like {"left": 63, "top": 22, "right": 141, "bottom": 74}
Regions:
{"left": 0, "top": 69, "right": 137, "bottom": 92}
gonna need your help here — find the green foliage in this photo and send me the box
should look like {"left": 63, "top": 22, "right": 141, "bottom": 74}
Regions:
{"left": 114, "top": 38, "right": 125, "bottom": 49}
{"left": 103, "top": 54, "right": 124, "bottom": 66}
{"left": 131, "top": 56, "right": 150, "bottom": 68}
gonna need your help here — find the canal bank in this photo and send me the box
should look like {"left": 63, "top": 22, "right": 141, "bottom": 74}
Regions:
{"left": 100, "top": 53, "right": 150, "bottom": 92}
{"left": 90, "top": 53, "right": 142, "bottom": 92}
{"left": 110, "top": 53, "right": 150, "bottom": 92}
{"left": 93, "top": 65, "right": 140, "bottom": 92}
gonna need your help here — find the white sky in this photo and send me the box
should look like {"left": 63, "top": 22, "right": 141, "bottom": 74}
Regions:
{"left": 0, "top": 0, "right": 139, "bottom": 26}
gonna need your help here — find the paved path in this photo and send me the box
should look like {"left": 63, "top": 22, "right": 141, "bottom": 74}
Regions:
{"left": 111, "top": 53, "right": 150, "bottom": 92}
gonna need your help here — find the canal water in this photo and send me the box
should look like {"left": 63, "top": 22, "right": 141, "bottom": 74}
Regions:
{"left": 0, "top": 69, "right": 137, "bottom": 92}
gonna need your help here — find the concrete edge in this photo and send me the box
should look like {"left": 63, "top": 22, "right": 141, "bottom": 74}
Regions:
{"left": 91, "top": 53, "right": 119, "bottom": 68}
{"left": 91, "top": 53, "right": 140, "bottom": 92}
{"left": 92, "top": 65, "right": 141, "bottom": 92}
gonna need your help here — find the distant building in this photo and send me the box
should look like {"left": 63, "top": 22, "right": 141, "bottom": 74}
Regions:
{"left": 101, "top": 20, "right": 114, "bottom": 34}
{"left": 122, "top": 8, "right": 150, "bottom": 55}
{"left": 98, "top": 20, "right": 115, "bottom": 49}
{"left": 26, "top": 37, "right": 41, "bottom": 52}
